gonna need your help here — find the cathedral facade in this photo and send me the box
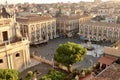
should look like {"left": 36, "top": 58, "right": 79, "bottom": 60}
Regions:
{"left": 0, "top": 7, "right": 30, "bottom": 72}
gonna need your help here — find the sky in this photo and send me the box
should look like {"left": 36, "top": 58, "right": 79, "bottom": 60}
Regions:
{"left": 0, "top": 0, "right": 109, "bottom": 4}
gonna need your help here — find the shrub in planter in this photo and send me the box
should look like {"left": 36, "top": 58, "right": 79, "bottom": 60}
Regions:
{"left": 81, "top": 71, "right": 86, "bottom": 77}
{"left": 95, "top": 62, "right": 100, "bottom": 70}
{"left": 72, "top": 69, "right": 80, "bottom": 77}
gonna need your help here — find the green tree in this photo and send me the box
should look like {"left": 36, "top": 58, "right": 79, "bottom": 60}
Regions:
{"left": 40, "top": 69, "right": 66, "bottom": 80}
{"left": 25, "top": 70, "right": 39, "bottom": 80}
{"left": 0, "top": 69, "right": 19, "bottom": 80}
{"left": 54, "top": 42, "right": 86, "bottom": 66}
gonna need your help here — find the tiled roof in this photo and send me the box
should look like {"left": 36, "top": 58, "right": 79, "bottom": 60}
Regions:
{"left": 16, "top": 14, "right": 55, "bottom": 23}
{"left": 95, "top": 63, "right": 120, "bottom": 80}
{"left": 98, "top": 56, "right": 118, "bottom": 65}
{"left": 81, "top": 21, "right": 120, "bottom": 28}
{"left": 57, "top": 14, "right": 90, "bottom": 20}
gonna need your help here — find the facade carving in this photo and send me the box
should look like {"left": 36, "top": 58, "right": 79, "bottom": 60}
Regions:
{"left": 0, "top": 7, "right": 30, "bottom": 72}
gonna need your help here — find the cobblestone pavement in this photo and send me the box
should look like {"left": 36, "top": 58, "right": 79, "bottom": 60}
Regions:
{"left": 30, "top": 38, "right": 84, "bottom": 60}
{"left": 20, "top": 62, "right": 52, "bottom": 79}
{"left": 30, "top": 37, "right": 108, "bottom": 69}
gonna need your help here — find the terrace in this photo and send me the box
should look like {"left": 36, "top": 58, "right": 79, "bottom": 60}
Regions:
{"left": 0, "top": 37, "right": 29, "bottom": 53}
{"left": 0, "top": 18, "right": 11, "bottom": 27}
{"left": 95, "top": 63, "right": 120, "bottom": 80}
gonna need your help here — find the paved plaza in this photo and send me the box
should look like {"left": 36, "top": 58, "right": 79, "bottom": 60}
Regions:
{"left": 30, "top": 37, "right": 107, "bottom": 70}
{"left": 20, "top": 37, "right": 112, "bottom": 78}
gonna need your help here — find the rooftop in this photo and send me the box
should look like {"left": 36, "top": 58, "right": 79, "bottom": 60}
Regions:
{"left": 104, "top": 46, "right": 120, "bottom": 57}
{"left": 104, "top": 41, "right": 120, "bottom": 58}
{"left": 81, "top": 21, "right": 120, "bottom": 28}
{"left": 0, "top": 37, "right": 29, "bottom": 53}
{"left": 16, "top": 14, "right": 55, "bottom": 23}
{"left": 95, "top": 63, "right": 120, "bottom": 80}
{"left": 57, "top": 14, "right": 90, "bottom": 21}
{"left": 98, "top": 56, "right": 118, "bottom": 65}
{"left": 0, "top": 18, "right": 11, "bottom": 27}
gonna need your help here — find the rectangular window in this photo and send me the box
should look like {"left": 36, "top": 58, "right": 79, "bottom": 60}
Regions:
{"left": 0, "top": 59, "right": 3, "bottom": 63}
{"left": 2, "top": 31, "right": 8, "bottom": 41}
{"left": 16, "top": 53, "right": 20, "bottom": 57}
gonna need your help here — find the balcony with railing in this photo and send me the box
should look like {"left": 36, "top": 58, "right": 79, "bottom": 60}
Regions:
{"left": 0, "top": 37, "right": 29, "bottom": 52}
{"left": 0, "top": 19, "right": 11, "bottom": 27}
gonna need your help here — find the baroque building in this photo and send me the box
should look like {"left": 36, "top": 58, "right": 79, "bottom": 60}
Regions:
{"left": 0, "top": 7, "right": 30, "bottom": 72}
{"left": 79, "top": 22, "right": 120, "bottom": 42}
{"left": 104, "top": 40, "right": 120, "bottom": 58}
{"left": 17, "top": 14, "right": 56, "bottom": 45}
{"left": 56, "top": 14, "right": 92, "bottom": 37}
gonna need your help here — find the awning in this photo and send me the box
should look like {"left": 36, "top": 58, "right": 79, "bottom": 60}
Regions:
{"left": 98, "top": 56, "right": 118, "bottom": 65}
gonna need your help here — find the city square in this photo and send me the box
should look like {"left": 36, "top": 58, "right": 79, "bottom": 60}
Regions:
{"left": 0, "top": 0, "right": 120, "bottom": 79}
{"left": 28, "top": 37, "right": 109, "bottom": 75}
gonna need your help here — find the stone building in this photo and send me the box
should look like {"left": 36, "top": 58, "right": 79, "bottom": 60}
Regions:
{"left": 0, "top": 7, "right": 30, "bottom": 72}
{"left": 79, "top": 22, "right": 120, "bottom": 42}
{"left": 94, "top": 63, "right": 120, "bottom": 80}
{"left": 16, "top": 14, "right": 56, "bottom": 45}
{"left": 104, "top": 40, "right": 120, "bottom": 58}
{"left": 56, "top": 15, "right": 92, "bottom": 37}
{"left": 96, "top": 7, "right": 114, "bottom": 16}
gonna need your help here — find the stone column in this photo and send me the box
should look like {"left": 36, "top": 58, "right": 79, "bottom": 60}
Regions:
{"left": 45, "top": 23, "right": 49, "bottom": 41}
{"left": 6, "top": 53, "right": 11, "bottom": 69}
{"left": 91, "top": 26, "right": 94, "bottom": 39}
{"left": 0, "top": 31, "right": 2, "bottom": 43}
{"left": 28, "top": 25, "right": 31, "bottom": 41}
{"left": 35, "top": 24, "right": 37, "bottom": 42}
{"left": 9, "top": 54, "right": 14, "bottom": 69}
{"left": 96, "top": 26, "right": 99, "bottom": 41}
{"left": 54, "top": 21, "right": 57, "bottom": 38}
{"left": 60, "top": 22, "right": 62, "bottom": 33}
{"left": 64, "top": 21, "right": 66, "bottom": 33}
{"left": 101, "top": 27, "right": 103, "bottom": 40}
{"left": 87, "top": 25, "right": 90, "bottom": 39}
{"left": 83, "top": 25, "right": 85, "bottom": 37}
{"left": 50, "top": 22, "right": 53, "bottom": 39}
{"left": 27, "top": 45, "right": 31, "bottom": 65}
{"left": 118, "top": 28, "right": 120, "bottom": 39}
{"left": 5, "top": 44, "right": 11, "bottom": 69}
{"left": 23, "top": 49, "right": 27, "bottom": 68}
{"left": 40, "top": 23, "right": 42, "bottom": 40}
{"left": 106, "top": 27, "right": 109, "bottom": 40}
{"left": 25, "top": 43, "right": 31, "bottom": 66}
